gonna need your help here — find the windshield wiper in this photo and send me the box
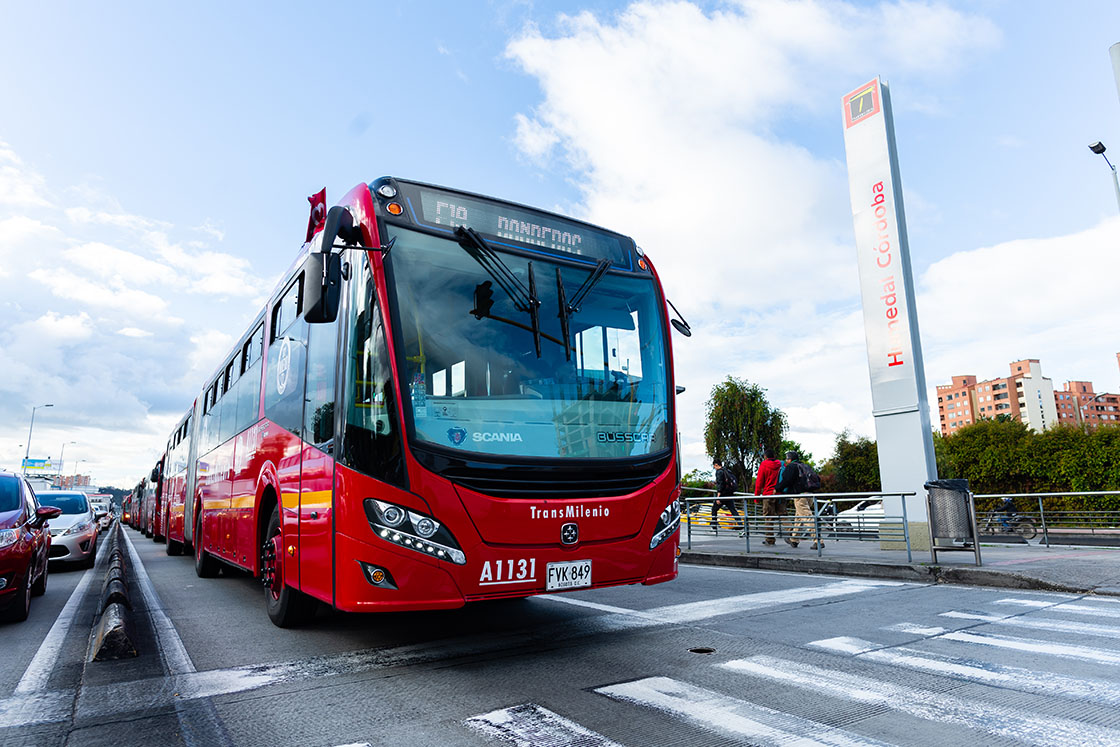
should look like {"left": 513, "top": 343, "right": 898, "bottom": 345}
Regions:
{"left": 455, "top": 226, "right": 542, "bottom": 357}
{"left": 555, "top": 258, "right": 611, "bottom": 361}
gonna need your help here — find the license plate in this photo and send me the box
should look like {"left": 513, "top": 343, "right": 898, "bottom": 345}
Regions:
{"left": 546, "top": 560, "right": 592, "bottom": 591}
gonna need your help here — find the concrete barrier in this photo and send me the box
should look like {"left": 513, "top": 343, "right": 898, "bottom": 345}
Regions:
{"left": 88, "top": 523, "right": 139, "bottom": 661}
{"left": 89, "top": 602, "right": 137, "bottom": 660}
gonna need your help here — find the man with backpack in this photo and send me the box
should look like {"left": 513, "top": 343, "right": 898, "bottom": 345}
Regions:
{"left": 711, "top": 460, "right": 744, "bottom": 536}
{"left": 776, "top": 451, "right": 823, "bottom": 549}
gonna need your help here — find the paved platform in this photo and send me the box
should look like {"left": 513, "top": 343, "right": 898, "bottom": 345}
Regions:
{"left": 680, "top": 530, "right": 1120, "bottom": 596}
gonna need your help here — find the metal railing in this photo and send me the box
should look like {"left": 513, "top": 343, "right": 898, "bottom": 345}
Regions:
{"left": 681, "top": 488, "right": 918, "bottom": 560}
{"left": 973, "top": 491, "right": 1120, "bottom": 548}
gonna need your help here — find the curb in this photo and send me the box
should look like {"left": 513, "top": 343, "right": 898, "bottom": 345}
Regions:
{"left": 679, "top": 550, "right": 1116, "bottom": 597}
{"left": 88, "top": 522, "right": 139, "bottom": 661}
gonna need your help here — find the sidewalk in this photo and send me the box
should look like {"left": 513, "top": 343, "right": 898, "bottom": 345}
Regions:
{"left": 680, "top": 531, "right": 1120, "bottom": 596}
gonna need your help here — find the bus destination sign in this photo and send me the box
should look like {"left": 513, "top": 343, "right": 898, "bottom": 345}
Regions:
{"left": 396, "top": 182, "right": 631, "bottom": 268}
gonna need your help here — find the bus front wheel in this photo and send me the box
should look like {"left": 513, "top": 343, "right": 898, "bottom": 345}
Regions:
{"left": 262, "top": 505, "right": 316, "bottom": 628}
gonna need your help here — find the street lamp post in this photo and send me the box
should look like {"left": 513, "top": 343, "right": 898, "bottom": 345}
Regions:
{"left": 71, "top": 459, "right": 87, "bottom": 489}
{"left": 23, "top": 403, "right": 54, "bottom": 475}
{"left": 1080, "top": 392, "right": 1114, "bottom": 429}
{"left": 1088, "top": 141, "right": 1120, "bottom": 214}
{"left": 59, "top": 441, "right": 76, "bottom": 481}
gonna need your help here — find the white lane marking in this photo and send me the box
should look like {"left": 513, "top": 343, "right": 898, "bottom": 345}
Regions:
{"left": 67, "top": 579, "right": 896, "bottom": 717}
{"left": 465, "top": 703, "right": 622, "bottom": 747}
{"left": 941, "top": 609, "right": 1120, "bottom": 640}
{"left": 14, "top": 563, "right": 96, "bottom": 695}
{"left": 538, "top": 595, "right": 639, "bottom": 615}
{"left": 810, "top": 636, "right": 1120, "bottom": 706}
{"left": 884, "top": 623, "right": 947, "bottom": 636}
{"left": 641, "top": 580, "right": 900, "bottom": 625}
{"left": 332, "top": 743, "right": 372, "bottom": 747}
{"left": 995, "top": 598, "right": 1120, "bottom": 618}
{"left": 723, "top": 655, "right": 1120, "bottom": 746}
{"left": 545, "top": 579, "right": 898, "bottom": 626}
{"left": 596, "top": 676, "right": 892, "bottom": 746}
{"left": 120, "top": 528, "right": 195, "bottom": 674}
{"left": 0, "top": 691, "right": 71, "bottom": 729}
{"left": 939, "top": 629, "right": 1120, "bottom": 665}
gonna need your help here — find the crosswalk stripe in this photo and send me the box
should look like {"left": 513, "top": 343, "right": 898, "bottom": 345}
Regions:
{"left": 596, "top": 676, "right": 892, "bottom": 746}
{"left": 809, "top": 636, "right": 1120, "bottom": 706}
{"left": 545, "top": 580, "right": 904, "bottom": 626}
{"left": 994, "top": 598, "right": 1120, "bottom": 618}
{"left": 465, "top": 704, "right": 622, "bottom": 747}
{"left": 639, "top": 580, "right": 902, "bottom": 625}
{"left": 941, "top": 609, "right": 1120, "bottom": 639}
{"left": 722, "top": 655, "right": 1120, "bottom": 746}
{"left": 884, "top": 623, "right": 947, "bottom": 636}
{"left": 939, "top": 629, "right": 1120, "bottom": 665}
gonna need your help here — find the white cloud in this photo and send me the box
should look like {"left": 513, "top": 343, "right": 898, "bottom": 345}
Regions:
{"left": 65, "top": 206, "right": 167, "bottom": 232}
{"left": 506, "top": 0, "right": 1001, "bottom": 471}
{"left": 117, "top": 327, "right": 153, "bottom": 338}
{"left": 15, "top": 311, "right": 94, "bottom": 344}
{"left": 0, "top": 139, "right": 51, "bottom": 208}
{"left": 29, "top": 267, "right": 172, "bottom": 317}
{"left": 918, "top": 217, "right": 1120, "bottom": 395}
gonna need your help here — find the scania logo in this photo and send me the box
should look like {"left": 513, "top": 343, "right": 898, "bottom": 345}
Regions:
{"left": 473, "top": 432, "right": 524, "bottom": 443}
{"left": 561, "top": 522, "right": 579, "bottom": 545}
{"left": 447, "top": 427, "right": 467, "bottom": 446}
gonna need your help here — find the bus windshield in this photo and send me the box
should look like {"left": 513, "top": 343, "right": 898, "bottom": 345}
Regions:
{"left": 386, "top": 225, "right": 670, "bottom": 460}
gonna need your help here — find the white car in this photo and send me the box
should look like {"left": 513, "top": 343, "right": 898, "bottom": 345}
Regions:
{"left": 39, "top": 491, "right": 99, "bottom": 567}
{"left": 834, "top": 500, "right": 884, "bottom": 534}
{"left": 90, "top": 500, "right": 111, "bottom": 530}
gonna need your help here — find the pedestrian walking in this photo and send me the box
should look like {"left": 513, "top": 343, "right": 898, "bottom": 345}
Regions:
{"left": 754, "top": 448, "right": 783, "bottom": 545}
{"left": 776, "top": 451, "right": 820, "bottom": 548}
{"left": 711, "top": 460, "right": 743, "bottom": 536}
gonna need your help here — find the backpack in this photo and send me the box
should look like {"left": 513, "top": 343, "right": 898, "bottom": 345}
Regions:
{"left": 797, "top": 462, "right": 821, "bottom": 492}
{"left": 721, "top": 469, "right": 738, "bottom": 494}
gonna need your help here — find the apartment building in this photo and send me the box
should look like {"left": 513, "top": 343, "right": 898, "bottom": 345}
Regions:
{"left": 935, "top": 358, "right": 1118, "bottom": 436}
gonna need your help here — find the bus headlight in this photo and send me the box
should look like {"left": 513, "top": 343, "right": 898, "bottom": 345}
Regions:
{"left": 650, "top": 496, "right": 681, "bottom": 550}
{"left": 381, "top": 505, "right": 406, "bottom": 527}
{"left": 364, "top": 499, "right": 466, "bottom": 565}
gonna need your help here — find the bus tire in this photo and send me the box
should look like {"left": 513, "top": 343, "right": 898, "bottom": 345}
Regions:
{"left": 166, "top": 538, "right": 183, "bottom": 556}
{"left": 263, "top": 505, "right": 316, "bottom": 628}
{"left": 193, "top": 512, "right": 220, "bottom": 578}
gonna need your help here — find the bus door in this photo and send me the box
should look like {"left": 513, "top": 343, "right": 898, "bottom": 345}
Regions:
{"left": 298, "top": 314, "right": 339, "bottom": 604}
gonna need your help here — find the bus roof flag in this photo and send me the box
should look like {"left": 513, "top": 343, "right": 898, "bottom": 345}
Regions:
{"left": 306, "top": 188, "right": 326, "bottom": 242}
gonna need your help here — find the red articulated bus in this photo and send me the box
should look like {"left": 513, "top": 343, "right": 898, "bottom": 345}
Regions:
{"left": 156, "top": 178, "right": 685, "bottom": 626}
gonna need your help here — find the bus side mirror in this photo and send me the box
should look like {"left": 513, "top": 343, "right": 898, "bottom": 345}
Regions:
{"left": 304, "top": 251, "right": 342, "bottom": 324}
{"left": 149, "top": 466, "right": 160, "bottom": 482}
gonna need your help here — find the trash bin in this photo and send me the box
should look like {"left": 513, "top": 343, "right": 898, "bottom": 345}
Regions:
{"left": 924, "top": 479, "right": 982, "bottom": 565}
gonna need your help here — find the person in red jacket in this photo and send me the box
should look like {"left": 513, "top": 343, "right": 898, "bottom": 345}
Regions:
{"left": 754, "top": 448, "right": 783, "bottom": 545}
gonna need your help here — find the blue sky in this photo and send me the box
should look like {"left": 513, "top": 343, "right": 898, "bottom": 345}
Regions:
{"left": 2, "top": 1, "right": 1119, "bottom": 485}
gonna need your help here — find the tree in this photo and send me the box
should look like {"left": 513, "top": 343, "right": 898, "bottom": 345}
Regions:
{"left": 780, "top": 439, "right": 814, "bottom": 468}
{"left": 703, "top": 376, "right": 787, "bottom": 490}
{"left": 825, "top": 430, "right": 880, "bottom": 492}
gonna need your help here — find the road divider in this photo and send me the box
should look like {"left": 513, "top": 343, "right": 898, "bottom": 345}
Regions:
{"left": 87, "top": 522, "right": 138, "bottom": 661}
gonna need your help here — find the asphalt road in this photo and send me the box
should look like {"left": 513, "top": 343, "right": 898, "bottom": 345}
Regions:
{"left": 4, "top": 525, "right": 1120, "bottom": 746}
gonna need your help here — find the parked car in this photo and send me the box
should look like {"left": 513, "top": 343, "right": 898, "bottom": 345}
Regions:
{"left": 834, "top": 499, "right": 884, "bottom": 534}
{"left": 0, "top": 471, "right": 62, "bottom": 622}
{"left": 41, "top": 490, "right": 99, "bottom": 568}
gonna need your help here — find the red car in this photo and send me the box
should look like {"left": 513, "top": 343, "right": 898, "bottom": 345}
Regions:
{"left": 0, "top": 471, "right": 61, "bottom": 622}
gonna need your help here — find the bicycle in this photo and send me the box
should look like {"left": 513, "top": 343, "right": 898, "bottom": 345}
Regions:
{"left": 979, "top": 512, "right": 1037, "bottom": 540}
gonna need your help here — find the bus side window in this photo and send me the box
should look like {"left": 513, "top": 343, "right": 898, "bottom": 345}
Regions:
{"left": 237, "top": 323, "right": 264, "bottom": 432}
{"left": 264, "top": 274, "right": 308, "bottom": 437}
